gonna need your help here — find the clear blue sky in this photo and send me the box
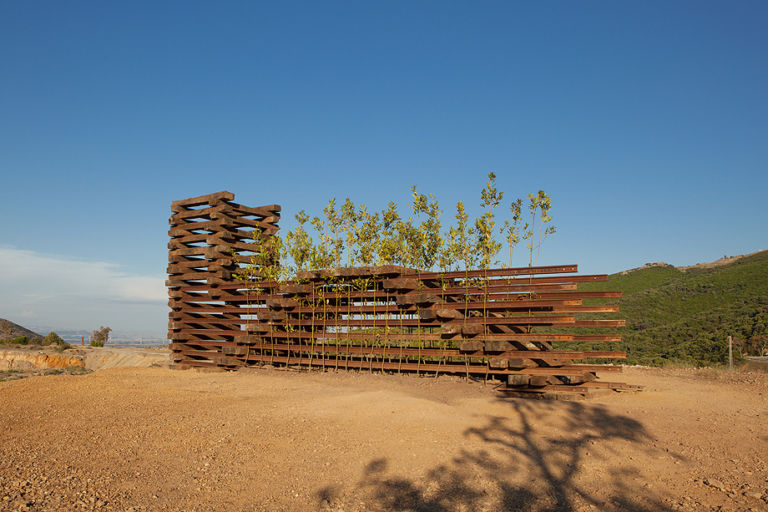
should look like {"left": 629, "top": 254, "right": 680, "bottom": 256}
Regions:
{"left": 1, "top": 1, "right": 766, "bottom": 334}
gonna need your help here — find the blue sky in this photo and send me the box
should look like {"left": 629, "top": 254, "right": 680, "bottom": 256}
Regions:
{"left": 1, "top": 1, "right": 766, "bottom": 335}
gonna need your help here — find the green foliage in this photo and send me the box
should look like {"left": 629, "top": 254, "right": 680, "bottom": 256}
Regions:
{"left": 341, "top": 198, "right": 358, "bottom": 267}
{"left": 43, "top": 331, "right": 70, "bottom": 349}
{"left": 355, "top": 205, "right": 381, "bottom": 266}
{"left": 500, "top": 198, "right": 523, "bottom": 267}
{"left": 476, "top": 172, "right": 503, "bottom": 269}
{"left": 406, "top": 186, "right": 443, "bottom": 270}
{"left": 274, "top": 177, "right": 557, "bottom": 274}
{"left": 453, "top": 201, "right": 477, "bottom": 271}
{"left": 285, "top": 210, "right": 313, "bottom": 271}
{"left": 91, "top": 326, "right": 111, "bottom": 347}
{"left": 323, "top": 198, "right": 344, "bottom": 268}
{"left": 571, "top": 251, "right": 768, "bottom": 366}
{"left": 378, "top": 201, "right": 403, "bottom": 265}
{"left": 525, "top": 190, "right": 555, "bottom": 266}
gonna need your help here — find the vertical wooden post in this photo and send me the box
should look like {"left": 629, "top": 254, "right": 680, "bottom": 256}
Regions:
{"left": 728, "top": 335, "right": 733, "bottom": 370}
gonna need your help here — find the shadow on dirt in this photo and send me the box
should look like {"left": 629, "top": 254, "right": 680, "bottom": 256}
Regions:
{"left": 320, "top": 398, "right": 674, "bottom": 511}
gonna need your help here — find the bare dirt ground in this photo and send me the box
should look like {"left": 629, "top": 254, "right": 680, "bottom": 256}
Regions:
{"left": 1, "top": 365, "right": 766, "bottom": 512}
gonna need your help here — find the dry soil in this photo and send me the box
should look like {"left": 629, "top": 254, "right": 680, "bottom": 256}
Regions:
{"left": 1, "top": 365, "right": 766, "bottom": 512}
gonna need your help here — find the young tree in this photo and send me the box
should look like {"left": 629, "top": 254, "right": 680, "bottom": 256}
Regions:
{"left": 309, "top": 215, "right": 333, "bottom": 269}
{"left": 341, "top": 198, "right": 358, "bottom": 267}
{"left": 437, "top": 225, "right": 457, "bottom": 272}
{"left": 266, "top": 233, "right": 289, "bottom": 281}
{"left": 500, "top": 198, "right": 523, "bottom": 267}
{"left": 453, "top": 201, "right": 476, "bottom": 271}
{"left": 405, "top": 186, "right": 443, "bottom": 270}
{"left": 407, "top": 186, "right": 428, "bottom": 269}
{"left": 535, "top": 192, "right": 555, "bottom": 265}
{"left": 91, "top": 326, "right": 112, "bottom": 346}
{"left": 527, "top": 190, "right": 555, "bottom": 266}
{"left": 525, "top": 192, "right": 540, "bottom": 267}
{"left": 422, "top": 193, "right": 442, "bottom": 270}
{"left": 285, "top": 210, "right": 313, "bottom": 271}
{"left": 475, "top": 172, "right": 503, "bottom": 269}
{"left": 378, "top": 202, "right": 403, "bottom": 265}
{"left": 355, "top": 205, "right": 380, "bottom": 266}
{"left": 322, "top": 198, "right": 344, "bottom": 268}
{"left": 524, "top": 190, "right": 556, "bottom": 266}
{"left": 396, "top": 215, "right": 418, "bottom": 268}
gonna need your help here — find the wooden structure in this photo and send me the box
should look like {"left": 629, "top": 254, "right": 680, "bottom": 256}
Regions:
{"left": 168, "top": 191, "right": 635, "bottom": 399}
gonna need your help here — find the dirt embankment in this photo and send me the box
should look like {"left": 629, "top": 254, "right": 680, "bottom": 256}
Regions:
{"left": 1, "top": 365, "right": 767, "bottom": 512}
{"left": 0, "top": 347, "right": 168, "bottom": 372}
{"left": 0, "top": 351, "right": 84, "bottom": 371}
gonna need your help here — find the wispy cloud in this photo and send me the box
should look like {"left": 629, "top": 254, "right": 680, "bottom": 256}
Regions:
{"left": 0, "top": 247, "right": 166, "bottom": 333}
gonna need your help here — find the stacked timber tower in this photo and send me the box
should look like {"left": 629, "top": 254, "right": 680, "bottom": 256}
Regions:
{"left": 168, "top": 191, "right": 637, "bottom": 399}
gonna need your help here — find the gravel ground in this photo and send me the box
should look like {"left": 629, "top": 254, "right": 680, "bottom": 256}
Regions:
{"left": 1, "top": 366, "right": 766, "bottom": 511}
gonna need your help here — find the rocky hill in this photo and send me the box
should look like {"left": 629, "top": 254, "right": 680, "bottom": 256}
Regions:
{"left": 0, "top": 319, "right": 42, "bottom": 342}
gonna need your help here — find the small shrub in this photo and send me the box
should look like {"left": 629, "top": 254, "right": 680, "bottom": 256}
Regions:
{"left": 43, "top": 331, "right": 70, "bottom": 349}
{"left": 10, "top": 336, "right": 28, "bottom": 345}
{"left": 90, "top": 339, "right": 104, "bottom": 347}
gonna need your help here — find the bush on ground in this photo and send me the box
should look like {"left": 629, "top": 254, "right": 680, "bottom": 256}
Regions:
{"left": 43, "top": 331, "right": 71, "bottom": 349}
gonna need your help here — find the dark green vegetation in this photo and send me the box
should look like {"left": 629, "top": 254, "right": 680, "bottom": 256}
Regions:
{"left": 570, "top": 250, "right": 768, "bottom": 367}
{"left": 0, "top": 320, "right": 71, "bottom": 351}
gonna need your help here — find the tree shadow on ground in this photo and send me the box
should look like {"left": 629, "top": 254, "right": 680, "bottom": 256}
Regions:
{"left": 323, "top": 398, "right": 676, "bottom": 511}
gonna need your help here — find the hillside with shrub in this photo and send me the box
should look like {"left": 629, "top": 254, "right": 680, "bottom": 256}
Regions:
{"left": 572, "top": 250, "right": 768, "bottom": 366}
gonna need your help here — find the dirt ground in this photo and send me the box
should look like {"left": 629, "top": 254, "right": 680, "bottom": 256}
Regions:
{"left": 1, "top": 365, "right": 766, "bottom": 512}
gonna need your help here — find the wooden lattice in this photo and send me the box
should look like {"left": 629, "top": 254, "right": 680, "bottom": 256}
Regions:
{"left": 168, "top": 191, "right": 636, "bottom": 399}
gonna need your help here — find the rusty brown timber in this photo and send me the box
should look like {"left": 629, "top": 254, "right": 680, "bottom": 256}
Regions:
{"left": 168, "top": 191, "right": 634, "bottom": 399}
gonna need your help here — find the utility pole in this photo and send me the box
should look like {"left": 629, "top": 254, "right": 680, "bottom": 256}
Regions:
{"left": 728, "top": 335, "right": 733, "bottom": 370}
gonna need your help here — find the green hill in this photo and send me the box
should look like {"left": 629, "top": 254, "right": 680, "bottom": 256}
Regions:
{"left": 573, "top": 250, "right": 768, "bottom": 367}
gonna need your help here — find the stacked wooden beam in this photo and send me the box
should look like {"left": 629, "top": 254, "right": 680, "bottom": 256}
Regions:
{"left": 167, "top": 192, "right": 635, "bottom": 399}
{"left": 167, "top": 191, "right": 280, "bottom": 365}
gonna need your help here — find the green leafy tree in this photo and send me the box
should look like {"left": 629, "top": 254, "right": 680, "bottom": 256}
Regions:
{"left": 355, "top": 205, "right": 380, "bottom": 266}
{"left": 309, "top": 215, "right": 333, "bottom": 269}
{"left": 322, "top": 198, "right": 344, "bottom": 268}
{"left": 285, "top": 210, "right": 313, "bottom": 271}
{"left": 341, "top": 198, "right": 358, "bottom": 267}
{"left": 396, "top": 215, "right": 417, "bottom": 268}
{"left": 526, "top": 190, "right": 556, "bottom": 266}
{"left": 437, "top": 225, "right": 457, "bottom": 272}
{"left": 421, "top": 193, "right": 442, "bottom": 270}
{"left": 378, "top": 202, "right": 403, "bottom": 265}
{"left": 91, "top": 326, "right": 111, "bottom": 347}
{"left": 500, "top": 198, "right": 523, "bottom": 267}
{"left": 475, "top": 172, "right": 503, "bottom": 269}
{"left": 453, "top": 201, "right": 476, "bottom": 271}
